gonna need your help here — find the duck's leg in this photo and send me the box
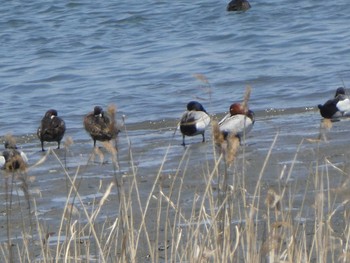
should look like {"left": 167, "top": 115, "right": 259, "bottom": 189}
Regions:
{"left": 41, "top": 141, "right": 45, "bottom": 152}
{"left": 57, "top": 141, "right": 61, "bottom": 149}
{"left": 202, "top": 133, "right": 205, "bottom": 142}
{"left": 182, "top": 135, "right": 186, "bottom": 146}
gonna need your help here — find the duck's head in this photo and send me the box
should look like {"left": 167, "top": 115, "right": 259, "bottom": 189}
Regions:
{"left": 335, "top": 87, "right": 346, "bottom": 97}
{"left": 187, "top": 101, "right": 207, "bottom": 113}
{"left": 227, "top": 0, "right": 251, "bottom": 11}
{"left": 45, "top": 109, "right": 58, "bottom": 119}
{"left": 229, "top": 103, "right": 246, "bottom": 116}
{"left": 93, "top": 106, "right": 104, "bottom": 117}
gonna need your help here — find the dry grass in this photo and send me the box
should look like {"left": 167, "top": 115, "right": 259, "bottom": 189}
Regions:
{"left": 0, "top": 128, "right": 349, "bottom": 263}
{"left": 1, "top": 97, "right": 350, "bottom": 262}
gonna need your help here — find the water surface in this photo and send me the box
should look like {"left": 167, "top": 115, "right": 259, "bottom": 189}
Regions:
{"left": 0, "top": 0, "right": 350, "bottom": 249}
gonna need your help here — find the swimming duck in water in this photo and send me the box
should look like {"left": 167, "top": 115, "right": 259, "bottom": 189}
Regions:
{"left": 179, "top": 101, "right": 211, "bottom": 146}
{"left": 318, "top": 87, "right": 350, "bottom": 119}
{"left": 218, "top": 103, "right": 254, "bottom": 141}
{"left": 0, "top": 137, "right": 28, "bottom": 171}
{"left": 227, "top": 0, "right": 251, "bottom": 11}
{"left": 83, "top": 106, "right": 119, "bottom": 147}
{"left": 37, "top": 109, "right": 66, "bottom": 151}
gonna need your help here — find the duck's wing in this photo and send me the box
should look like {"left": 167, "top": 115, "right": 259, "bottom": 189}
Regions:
{"left": 219, "top": 114, "right": 245, "bottom": 134}
{"left": 180, "top": 111, "right": 191, "bottom": 124}
{"left": 179, "top": 111, "right": 210, "bottom": 135}
{"left": 84, "top": 114, "right": 116, "bottom": 140}
{"left": 218, "top": 113, "right": 231, "bottom": 126}
{"left": 219, "top": 114, "right": 253, "bottom": 136}
{"left": 52, "top": 117, "right": 65, "bottom": 129}
{"left": 86, "top": 117, "right": 107, "bottom": 135}
{"left": 37, "top": 117, "right": 49, "bottom": 137}
{"left": 46, "top": 117, "right": 66, "bottom": 135}
{"left": 181, "top": 111, "right": 209, "bottom": 124}
{"left": 194, "top": 111, "right": 210, "bottom": 131}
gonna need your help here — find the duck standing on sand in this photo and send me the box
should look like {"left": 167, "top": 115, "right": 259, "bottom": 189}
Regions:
{"left": 180, "top": 101, "right": 211, "bottom": 146}
{"left": 37, "top": 109, "right": 66, "bottom": 151}
{"left": 83, "top": 106, "right": 119, "bottom": 147}
{"left": 0, "top": 137, "right": 28, "bottom": 171}
{"left": 219, "top": 103, "right": 254, "bottom": 142}
{"left": 318, "top": 87, "right": 350, "bottom": 119}
{"left": 227, "top": 0, "right": 251, "bottom": 11}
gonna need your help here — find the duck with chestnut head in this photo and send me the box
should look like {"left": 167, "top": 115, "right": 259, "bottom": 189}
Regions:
{"left": 218, "top": 103, "right": 254, "bottom": 141}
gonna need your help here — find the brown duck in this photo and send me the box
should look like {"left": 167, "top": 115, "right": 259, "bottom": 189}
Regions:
{"left": 83, "top": 106, "right": 119, "bottom": 147}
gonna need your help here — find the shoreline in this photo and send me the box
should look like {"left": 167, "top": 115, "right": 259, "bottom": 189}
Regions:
{"left": 0, "top": 109, "right": 349, "bottom": 261}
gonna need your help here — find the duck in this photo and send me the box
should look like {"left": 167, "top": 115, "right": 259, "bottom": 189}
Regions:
{"left": 218, "top": 103, "right": 255, "bottom": 141}
{"left": 227, "top": 0, "right": 251, "bottom": 11}
{"left": 83, "top": 106, "right": 119, "bottom": 147}
{"left": 0, "top": 137, "right": 28, "bottom": 171}
{"left": 179, "top": 101, "right": 211, "bottom": 146}
{"left": 37, "top": 109, "right": 66, "bottom": 151}
{"left": 318, "top": 87, "right": 350, "bottom": 119}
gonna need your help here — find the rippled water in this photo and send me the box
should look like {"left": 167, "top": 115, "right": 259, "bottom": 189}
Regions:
{"left": 1, "top": 0, "right": 350, "bottom": 133}
{"left": 1, "top": 0, "right": 350, "bottom": 237}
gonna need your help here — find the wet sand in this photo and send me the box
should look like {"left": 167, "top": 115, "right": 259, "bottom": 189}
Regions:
{"left": 1, "top": 107, "right": 350, "bottom": 260}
